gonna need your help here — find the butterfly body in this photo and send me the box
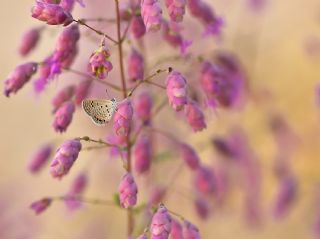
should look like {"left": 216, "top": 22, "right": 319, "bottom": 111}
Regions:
{"left": 82, "top": 98, "right": 117, "bottom": 125}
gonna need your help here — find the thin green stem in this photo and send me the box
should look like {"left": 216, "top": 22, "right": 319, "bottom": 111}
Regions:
{"left": 53, "top": 195, "right": 116, "bottom": 207}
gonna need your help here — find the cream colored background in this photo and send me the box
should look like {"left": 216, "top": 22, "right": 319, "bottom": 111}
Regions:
{"left": 1, "top": 0, "right": 320, "bottom": 238}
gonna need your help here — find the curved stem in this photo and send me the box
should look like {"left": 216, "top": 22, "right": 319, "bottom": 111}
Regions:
{"left": 54, "top": 195, "right": 116, "bottom": 207}
{"left": 74, "top": 19, "right": 118, "bottom": 44}
{"left": 79, "top": 136, "right": 117, "bottom": 147}
{"left": 63, "top": 67, "right": 123, "bottom": 91}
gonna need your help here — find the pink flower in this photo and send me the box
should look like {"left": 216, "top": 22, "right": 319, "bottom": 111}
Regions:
{"left": 28, "top": 144, "right": 53, "bottom": 173}
{"left": 60, "top": 0, "right": 85, "bottom": 12}
{"left": 180, "top": 143, "right": 200, "bottom": 170}
{"left": 113, "top": 100, "right": 133, "bottom": 137}
{"left": 31, "top": 1, "right": 73, "bottom": 26}
{"left": 134, "top": 135, "right": 152, "bottom": 174}
{"left": 183, "top": 221, "right": 201, "bottom": 239}
{"left": 128, "top": 48, "right": 144, "bottom": 82}
{"left": 194, "top": 166, "right": 215, "bottom": 196}
{"left": 88, "top": 44, "right": 113, "bottom": 79}
{"left": 141, "top": 0, "right": 163, "bottom": 32}
{"left": 18, "top": 27, "right": 42, "bottom": 57}
{"left": 4, "top": 62, "right": 38, "bottom": 97}
{"left": 134, "top": 91, "right": 153, "bottom": 125}
{"left": 184, "top": 101, "right": 206, "bottom": 132}
{"left": 74, "top": 80, "right": 92, "bottom": 106}
{"left": 187, "top": 0, "right": 223, "bottom": 36}
{"left": 130, "top": 16, "right": 146, "bottom": 39}
{"left": 194, "top": 197, "right": 210, "bottom": 220}
{"left": 30, "top": 198, "right": 52, "bottom": 215}
{"left": 165, "top": 0, "right": 186, "bottom": 22}
{"left": 118, "top": 173, "right": 138, "bottom": 208}
{"left": 273, "top": 175, "right": 298, "bottom": 219}
{"left": 65, "top": 172, "right": 87, "bottom": 210}
{"left": 137, "top": 234, "right": 148, "bottom": 239}
{"left": 162, "top": 21, "right": 192, "bottom": 55}
{"left": 166, "top": 71, "right": 188, "bottom": 111}
{"left": 170, "top": 219, "right": 183, "bottom": 239}
{"left": 151, "top": 205, "right": 172, "bottom": 239}
{"left": 51, "top": 24, "right": 80, "bottom": 76}
{"left": 51, "top": 85, "right": 75, "bottom": 112}
{"left": 50, "top": 139, "right": 82, "bottom": 179}
{"left": 52, "top": 101, "right": 75, "bottom": 133}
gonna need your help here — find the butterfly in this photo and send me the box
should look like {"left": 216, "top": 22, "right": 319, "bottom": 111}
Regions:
{"left": 82, "top": 98, "right": 117, "bottom": 125}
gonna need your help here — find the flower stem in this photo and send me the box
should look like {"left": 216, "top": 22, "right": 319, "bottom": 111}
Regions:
{"left": 79, "top": 136, "right": 116, "bottom": 147}
{"left": 54, "top": 195, "right": 116, "bottom": 207}
{"left": 74, "top": 19, "right": 118, "bottom": 44}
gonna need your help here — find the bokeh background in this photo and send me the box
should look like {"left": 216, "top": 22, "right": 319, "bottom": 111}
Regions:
{"left": 1, "top": 0, "right": 320, "bottom": 238}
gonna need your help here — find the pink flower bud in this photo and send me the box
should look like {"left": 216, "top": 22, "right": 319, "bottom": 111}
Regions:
{"left": 180, "top": 143, "right": 200, "bottom": 170}
{"left": 184, "top": 101, "right": 206, "bottom": 132}
{"left": 187, "top": 0, "right": 223, "bottom": 36}
{"left": 151, "top": 205, "right": 172, "bottom": 239}
{"left": 51, "top": 85, "right": 75, "bottom": 112}
{"left": 74, "top": 80, "right": 92, "bottom": 106}
{"left": 134, "top": 91, "right": 153, "bottom": 125}
{"left": 194, "top": 197, "right": 210, "bottom": 220}
{"left": 52, "top": 24, "right": 80, "bottom": 76}
{"left": 52, "top": 101, "right": 75, "bottom": 133}
{"left": 141, "top": 0, "right": 163, "bottom": 32}
{"left": 128, "top": 48, "right": 144, "bottom": 82}
{"left": 50, "top": 139, "right": 82, "bottom": 179}
{"left": 65, "top": 172, "right": 87, "bottom": 210}
{"left": 166, "top": 71, "right": 188, "bottom": 111}
{"left": 130, "top": 16, "right": 146, "bottom": 39}
{"left": 165, "top": 0, "right": 186, "bottom": 22}
{"left": 170, "top": 219, "right": 183, "bottom": 239}
{"left": 162, "top": 21, "right": 192, "bottom": 55}
{"left": 113, "top": 100, "right": 133, "bottom": 137}
{"left": 118, "top": 173, "right": 138, "bottom": 208}
{"left": 134, "top": 135, "right": 152, "bottom": 174}
{"left": 183, "top": 221, "right": 201, "bottom": 239}
{"left": 194, "top": 166, "right": 215, "bottom": 196}
{"left": 28, "top": 144, "right": 53, "bottom": 173}
{"left": 88, "top": 44, "right": 113, "bottom": 79}
{"left": 4, "top": 62, "right": 38, "bottom": 97}
{"left": 273, "top": 175, "right": 298, "bottom": 219}
{"left": 30, "top": 198, "right": 52, "bottom": 215}
{"left": 18, "top": 27, "right": 41, "bottom": 56}
{"left": 31, "top": 1, "right": 73, "bottom": 26}
{"left": 60, "top": 0, "right": 85, "bottom": 12}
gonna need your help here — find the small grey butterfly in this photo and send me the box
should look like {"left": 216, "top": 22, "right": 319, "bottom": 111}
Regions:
{"left": 82, "top": 98, "right": 117, "bottom": 125}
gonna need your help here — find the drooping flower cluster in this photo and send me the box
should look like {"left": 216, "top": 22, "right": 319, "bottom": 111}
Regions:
{"left": 4, "top": 62, "right": 38, "bottom": 97}
{"left": 134, "top": 135, "right": 152, "bottom": 174}
{"left": 113, "top": 100, "right": 134, "bottom": 137}
{"left": 166, "top": 70, "right": 188, "bottom": 111}
{"left": 30, "top": 198, "right": 52, "bottom": 215}
{"left": 65, "top": 172, "right": 88, "bottom": 210}
{"left": 165, "top": 0, "right": 186, "bottom": 22}
{"left": 118, "top": 173, "right": 138, "bottom": 208}
{"left": 141, "top": 0, "right": 163, "bottom": 32}
{"left": 18, "top": 27, "right": 42, "bottom": 57}
{"left": 128, "top": 48, "right": 144, "bottom": 82}
{"left": 151, "top": 205, "right": 172, "bottom": 239}
{"left": 28, "top": 144, "right": 53, "bottom": 173}
{"left": 31, "top": 0, "right": 73, "bottom": 26}
{"left": 50, "top": 139, "right": 82, "bottom": 179}
{"left": 134, "top": 91, "right": 153, "bottom": 125}
{"left": 52, "top": 101, "right": 75, "bottom": 132}
{"left": 88, "top": 43, "right": 113, "bottom": 79}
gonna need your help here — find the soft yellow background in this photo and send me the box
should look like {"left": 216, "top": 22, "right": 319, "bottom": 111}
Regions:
{"left": 1, "top": 0, "right": 320, "bottom": 238}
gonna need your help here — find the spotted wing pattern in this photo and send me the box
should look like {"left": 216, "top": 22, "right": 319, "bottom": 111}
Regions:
{"left": 82, "top": 99, "right": 117, "bottom": 125}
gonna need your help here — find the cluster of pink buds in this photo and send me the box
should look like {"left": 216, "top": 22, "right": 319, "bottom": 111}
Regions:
{"left": 50, "top": 139, "right": 82, "bottom": 179}
{"left": 151, "top": 205, "right": 172, "bottom": 239}
{"left": 113, "top": 100, "right": 133, "bottom": 137}
{"left": 134, "top": 135, "right": 152, "bottom": 174}
{"left": 141, "top": 0, "right": 163, "bottom": 32}
{"left": 165, "top": 0, "right": 186, "bottom": 22}
{"left": 118, "top": 172, "right": 138, "bottom": 208}
{"left": 52, "top": 101, "right": 75, "bottom": 132}
{"left": 180, "top": 143, "right": 200, "bottom": 170}
{"left": 4, "top": 62, "right": 38, "bottom": 97}
{"left": 51, "top": 85, "right": 75, "bottom": 112}
{"left": 88, "top": 43, "right": 113, "bottom": 79}
{"left": 30, "top": 198, "right": 52, "bottom": 215}
{"left": 166, "top": 70, "right": 188, "bottom": 111}
{"left": 28, "top": 144, "right": 53, "bottom": 173}
{"left": 134, "top": 91, "right": 153, "bottom": 125}
{"left": 187, "top": 0, "right": 223, "bottom": 36}
{"left": 18, "top": 27, "right": 42, "bottom": 57}
{"left": 128, "top": 48, "right": 144, "bottom": 82}
{"left": 130, "top": 15, "right": 146, "bottom": 38}
{"left": 31, "top": 0, "right": 73, "bottom": 26}
{"left": 65, "top": 172, "right": 88, "bottom": 210}
{"left": 184, "top": 100, "right": 206, "bottom": 132}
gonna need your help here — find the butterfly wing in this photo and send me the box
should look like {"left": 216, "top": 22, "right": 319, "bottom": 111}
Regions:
{"left": 82, "top": 99, "right": 116, "bottom": 125}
